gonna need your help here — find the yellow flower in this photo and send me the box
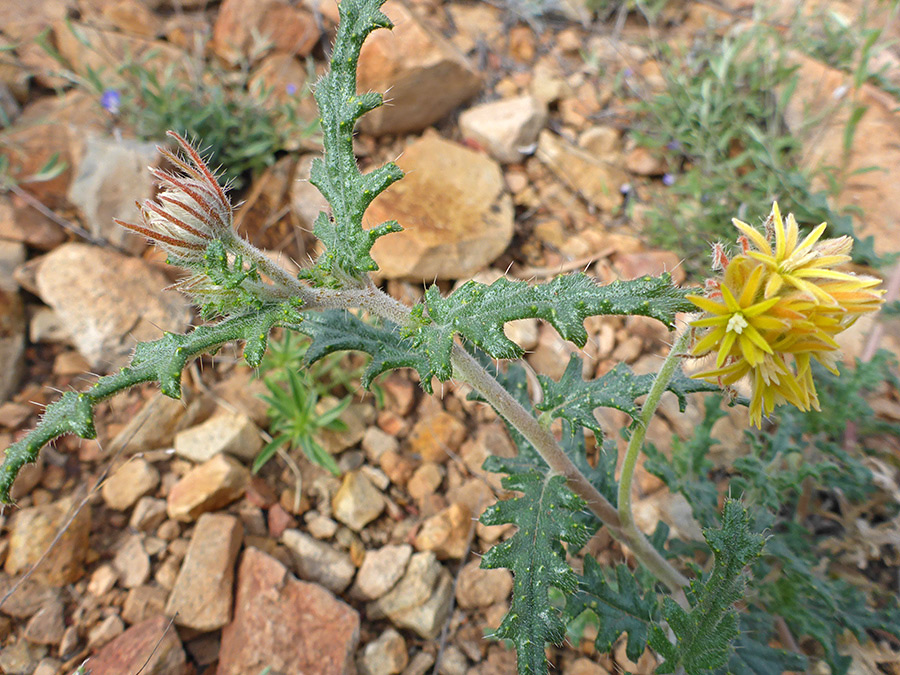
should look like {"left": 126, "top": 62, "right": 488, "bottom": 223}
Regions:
{"left": 689, "top": 203, "right": 884, "bottom": 427}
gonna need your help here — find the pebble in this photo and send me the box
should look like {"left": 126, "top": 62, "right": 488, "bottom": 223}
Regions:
{"left": 353, "top": 544, "right": 412, "bottom": 601}
{"left": 332, "top": 470, "right": 385, "bottom": 531}
{"left": 107, "top": 391, "right": 194, "bottom": 456}
{"left": 165, "top": 513, "right": 243, "bottom": 631}
{"left": 0, "top": 289, "right": 24, "bottom": 404}
{"left": 166, "top": 453, "right": 249, "bottom": 522}
{"left": 218, "top": 547, "right": 359, "bottom": 675}
{"left": 368, "top": 551, "right": 453, "bottom": 639}
{"left": 624, "top": 145, "right": 668, "bottom": 176}
{"left": 407, "top": 411, "right": 466, "bottom": 463}
{"left": 459, "top": 95, "right": 547, "bottom": 163}
{"left": 86, "top": 615, "right": 187, "bottom": 675}
{"left": 414, "top": 503, "right": 472, "bottom": 559}
{"left": 4, "top": 495, "right": 91, "bottom": 586}
{"left": 304, "top": 512, "right": 339, "bottom": 539}
{"left": 282, "top": 529, "right": 355, "bottom": 594}
{"left": 113, "top": 534, "right": 151, "bottom": 589}
{"left": 359, "top": 628, "right": 409, "bottom": 675}
{"left": 362, "top": 427, "right": 399, "bottom": 463}
{"left": 174, "top": 411, "right": 263, "bottom": 463}
{"left": 22, "top": 598, "right": 65, "bottom": 645}
{"left": 129, "top": 497, "right": 168, "bottom": 532}
{"left": 407, "top": 462, "right": 444, "bottom": 501}
{"left": 121, "top": 585, "right": 168, "bottom": 626}
{"left": 437, "top": 645, "right": 468, "bottom": 675}
{"left": 365, "top": 134, "right": 513, "bottom": 281}
{"left": 87, "top": 614, "right": 125, "bottom": 650}
{"left": 0, "top": 639, "right": 46, "bottom": 674}
{"left": 357, "top": 2, "right": 480, "bottom": 135}
{"left": 565, "top": 657, "right": 612, "bottom": 675}
{"left": 101, "top": 458, "right": 159, "bottom": 511}
{"left": 455, "top": 560, "right": 513, "bottom": 609}
{"left": 536, "top": 130, "right": 627, "bottom": 212}
{"left": 87, "top": 564, "right": 118, "bottom": 597}
{"left": 32, "top": 658, "right": 61, "bottom": 675}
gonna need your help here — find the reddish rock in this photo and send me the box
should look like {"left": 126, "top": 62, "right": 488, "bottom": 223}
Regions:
{"left": 165, "top": 513, "right": 243, "bottom": 632}
{"left": 406, "top": 411, "right": 467, "bottom": 463}
{"left": 357, "top": 3, "right": 481, "bottom": 135}
{"left": 166, "top": 454, "right": 249, "bottom": 522}
{"left": 86, "top": 616, "right": 187, "bottom": 675}
{"left": 217, "top": 547, "right": 360, "bottom": 675}
{"left": 212, "top": 0, "right": 319, "bottom": 65}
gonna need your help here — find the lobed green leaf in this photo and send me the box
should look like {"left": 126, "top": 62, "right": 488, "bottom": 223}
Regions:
{"left": 480, "top": 468, "right": 592, "bottom": 675}
{"left": 411, "top": 273, "right": 694, "bottom": 380}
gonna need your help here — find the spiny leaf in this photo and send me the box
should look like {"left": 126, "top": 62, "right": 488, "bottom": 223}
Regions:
{"left": 567, "top": 557, "right": 658, "bottom": 661}
{"left": 304, "top": 0, "right": 404, "bottom": 281}
{"left": 411, "top": 273, "right": 694, "bottom": 380}
{"left": 649, "top": 499, "right": 765, "bottom": 674}
{"left": 480, "top": 468, "right": 593, "bottom": 675}
{"left": 0, "top": 302, "right": 301, "bottom": 503}
{"left": 716, "top": 613, "right": 808, "bottom": 675}
{"left": 296, "top": 309, "right": 437, "bottom": 393}
{"left": 535, "top": 354, "right": 720, "bottom": 439}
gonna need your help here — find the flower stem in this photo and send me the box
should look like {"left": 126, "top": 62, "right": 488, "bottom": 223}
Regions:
{"left": 617, "top": 323, "right": 694, "bottom": 593}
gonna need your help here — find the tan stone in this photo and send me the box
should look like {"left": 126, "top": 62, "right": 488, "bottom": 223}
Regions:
{"left": 406, "top": 410, "right": 466, "bottom": 463}
{"left": 357, "top": 3, "right": 481, "bottom": 135}
{"left": 174, "top": 411, "right": 263, "bottom": 463}
{"left": 166, "top": 454, "right": 249, "bottom": 522}
{"left": 413, "top": 502, "right": 471, "bottom": 559}
{"left": 212, "top": 0, "right": 319, "bottom": 65}
{"left": 165, "top": 513, "right": 243, "bottom": 631}
{"left": 459, "top": 95, "right": 547, "bottom": 163}
{"left": 332, "top": 470, "right": 385, "bottom": 531}
{"left": 455, "top": 560, "right": 513, "bottom": 609}
{"left": 4, "top": 495, "right": 91, "bottom": 586}
{"left": 536, "top": 130, "right": 627, "bottom": 212}
{"left": 101, "top": 458, "right": 160, "bottom": 511}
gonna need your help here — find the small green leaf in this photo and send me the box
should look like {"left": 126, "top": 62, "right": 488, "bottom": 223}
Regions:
{"left": 567, "top": 557, "right": 658, "bottom": 661}
{"left": 535, "top": 355, "right": 720, "bottom": 439}
{"left": 480, "top": 467, "right": 593, "bottom": 675}
{"left": 411, "top": 273, "right": 693, "bottom": 381}
{"left": 650, "top": 499, "right": 765, "bottom": 674}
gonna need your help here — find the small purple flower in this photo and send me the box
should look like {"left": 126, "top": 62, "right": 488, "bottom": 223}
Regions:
{"left": 100, "top": 89, "right": 120, "bottom": 115}
{"left": 666, "top": 140, "right": 682, "bottom": 152}
{"left": 623, "top": 67, "right": 634, "bottom": 78}
{"left": 662, "top": 173, "right": 676, "bottom": 186}
{"left": 285, "top": 83, "right": 298, "bottom": 96}
{"left": 620, "top": 183, "right": 632, "bottom": 195}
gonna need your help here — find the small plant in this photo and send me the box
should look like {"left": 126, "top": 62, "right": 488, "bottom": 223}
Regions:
{"left": 633, "top": 24, "right": 879, "bottom": 275}
{"left": 0, "top": 1, "right": 893, "bottom": 673}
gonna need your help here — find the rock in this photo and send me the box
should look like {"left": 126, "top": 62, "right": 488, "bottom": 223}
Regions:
{"left": 0, "top": 239, "right": 26, "bottom": 292}
{"left": 0, "top": 638, "right": 46, "bottom": 674}
{"left": 282, "top": 529, "right": 355, "bottom": 594}
{"left": 0, "top": 289, "right": 25, "bottom": 403}
{"left": 407, "top": 462, "right": 443, "bottom": 501}
{"left": 366, "top": 134, "right": 513, "bottom": 281}
{"left": 33, "top": 658, "right": 62, "bottom": 675}
{"left": 129, "top": 497, "right": 168, "bottom": 532}
{"left": 504, "top": 318, "right": 539, "bottom": 351}
{"left": 85, "top": 615, "right": 187, "bottom": 675}
{"left": 352, "top": 544, "right": 412, "bottom": 601}
{"left": 357, "top": 3, "right": 480, "bottom": 135}
{"left": 407, "top": 411, "right": 467, "bottom": 463}
{"left": 413, "top": 503, "right": 471, "bottom": 559}
{"left": 173, "top": 411, "right": 262, "bottom": 463}
{"left": 459, "top": 424, "right": 516, "bottom": 492}
{"left": 459, "top": 95, "right": 547, "bottom": 163}
{"left": 107, "top": 391, "right": 194, "bottom": 455}
{"left": 305, "top": 512, "right": 339, "bottom": 539}
{"left": 166, "top": 454, "right": 249, "bottom": 522}
{"left": 332, "top": 470, "right": 385, "bottom": 531}
{"left": 624, "top": 145, "right": 667, "bottom": 176}
{"left": 165, "top": 513, "right": 243, "bottom": 631}
{"left": 213, "top": 368, "right": 271, "bottom": 427}
{"left": 536, "top": 130, "right": 627, "bottom": 212}
{"left": 218, "top": 547, "right": 359, "bottom": 675}
{"left": 122, "top": 585, "right": 168, "bottom": 626}
{"left": 67, "top": 134, "right": 159, "bottom": 254}
{"left": 113, "top": 535, "right": 151, "bottom": 589}
{"left": 101, "top": 459, "right": 160, "bottom": 511}
{"left": 97, "top": 0, "right": 161, "bottom": 37}
{"left": 437, "top": 645, "right": 468, "bottom": 675}
{"left": 4, "top": 495, "right": 91, "bottom": 586}
{"left": 290, "top": 154, "right": 331, "bottom": 232}
{"left": 565, "top": 657, "right": 612, "bottom": 675}
{"left": 368, "top": 551, "right": 453, "bottom": 639}
{"left": 316, "top": 401, "right": 373, "bottom": 455}
{"left": 33, "top": 243, "right": 190, "bottom": 371}
{"left": 0, "top": 576, "right": 59, "bottom": 619}
{"left": 87, "top": 615, "right": 125, "bottom": 650}
{"left": 212, "top": 0, "right": 319, "bottom": 65}
{"left": 455, "top": 560, "right": 513, "bottom": 609}
{"left": 579, "top": 125, "right": 623, "bottom": 156}
{"left": 360, "top": 628, "right": 409, "bottom": 675}
{"left": 88, "top": 565, "right": 118, "bottom": 597}
{"left": 23, "top": 598, "right": 65, "bottom": 645}
{"left": 362, "top": 427, "right": 399, "bottom": 463}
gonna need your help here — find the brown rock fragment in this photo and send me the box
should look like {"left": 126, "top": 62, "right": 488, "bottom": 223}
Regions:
{"left": 86, "top": 615, "right": 187, "bottom": 675}
{"left": 166, "top": 454, "right": 248, "bottom": 522}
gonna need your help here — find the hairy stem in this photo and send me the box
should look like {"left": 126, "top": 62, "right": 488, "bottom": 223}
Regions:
{"left": 617, "top": 324, "right": 694, "bottom": 594}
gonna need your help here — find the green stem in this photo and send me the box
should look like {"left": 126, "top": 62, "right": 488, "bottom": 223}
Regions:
{"left": 617, "top": 324, "right": 694, "bottom": 594}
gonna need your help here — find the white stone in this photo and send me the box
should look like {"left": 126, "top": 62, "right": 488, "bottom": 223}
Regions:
{"left": 459, "top": 95, "right": 547, "bottom": 163}
{"left": 174, "top": 411, "right": 263, "bottom": 463}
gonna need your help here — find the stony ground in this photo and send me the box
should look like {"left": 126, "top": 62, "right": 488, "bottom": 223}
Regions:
{"left": 1, "top": 0, "right": 900, "bottom": 674}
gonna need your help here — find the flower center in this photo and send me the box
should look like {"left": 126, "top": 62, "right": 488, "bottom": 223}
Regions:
{"left": 726, "top": 313, "right": 749, "bottom": 334}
